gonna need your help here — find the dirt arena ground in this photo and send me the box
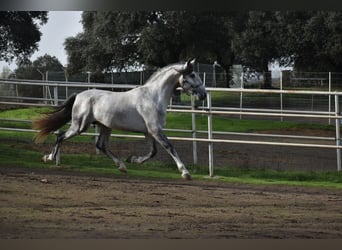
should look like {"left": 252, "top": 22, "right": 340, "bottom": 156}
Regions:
{"left": 1, "top": 126, "right": 342, "bottom": 239}
{"left": 1, "top": 166, "right": 342, "bottom": 239}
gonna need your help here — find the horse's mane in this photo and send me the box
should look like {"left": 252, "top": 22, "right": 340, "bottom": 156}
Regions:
{"left": 144, "top": 62, "right": 183, "bottom": 86}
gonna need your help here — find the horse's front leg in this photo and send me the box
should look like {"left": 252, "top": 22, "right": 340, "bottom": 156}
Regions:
{"left": 126, "top": 134, "right": 157, "bottom": 164}
{"left": 152, "top": 130, "right": 191, "bottom": 180}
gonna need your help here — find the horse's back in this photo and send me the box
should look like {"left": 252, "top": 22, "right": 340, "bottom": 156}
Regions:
{"left": 74, "top": 88, "right": 147, "bottom": 133}
{"left": 77, "top": 88, "right": 113, "bottom": 99}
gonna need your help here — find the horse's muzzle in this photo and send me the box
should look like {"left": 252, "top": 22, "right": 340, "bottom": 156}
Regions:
{"left": 197, "top": 92, "right": 207, "bottom": 101}
{"left": 195, "top": 86, "right": 207, "bottom": 101}
{"left": 189, "top": 85, "right": 206, "bottom": 101}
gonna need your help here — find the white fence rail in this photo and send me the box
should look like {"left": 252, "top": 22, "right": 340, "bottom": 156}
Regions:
{"left": 1, "top": 79, "right": 342, "bottom": 175}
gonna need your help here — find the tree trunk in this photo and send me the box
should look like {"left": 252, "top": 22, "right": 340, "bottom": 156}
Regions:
{"left": 263, "top": 71, "right": 272, "bottom": 89}
{"left": 225, "top": 66, "right": 232, "bottom": 88}
{"left": 262, "top": 61, "right": 272, "bottom": 89}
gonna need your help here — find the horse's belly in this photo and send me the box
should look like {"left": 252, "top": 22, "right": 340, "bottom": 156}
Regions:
{"left": 110, "top": 115, "right": 147, "bottom": 133}
{"left": 97, "top": 109, "right": 147, "bottom": 133}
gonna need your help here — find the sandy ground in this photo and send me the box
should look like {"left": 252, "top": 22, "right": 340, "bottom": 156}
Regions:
{"left": 1, "top": 127, "right": 341, "bottom": 239}
{"left": 0, "top": 166, "right": 342, "bottom": 239}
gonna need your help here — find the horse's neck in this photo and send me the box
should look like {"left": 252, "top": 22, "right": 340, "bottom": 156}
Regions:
{"left": 150, "top": 69, "right": 180, "bottom": 106}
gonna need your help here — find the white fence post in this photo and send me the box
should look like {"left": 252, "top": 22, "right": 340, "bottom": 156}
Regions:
{"left": 55, "top": 131, "right": 61, "bottom": 166}
{"left": 335, "top": 94, "right": 341, "bottom": 171}
{"left": 329, "top": 72, "right": 332, "bottom": 125}
{"left": 207, "top": 91, "right": 214, "bottom": 177}
{"left": 53, "top": 85, "right": 58, "bottom": 106}
{"left": 239, "top": 72, "right": 243, "bottom": 120}
{"left": 280, "top": 71, "right": 283, "bottom": 122}
{"left": 55, "top": 146, "right": 61, "bottom": 166}
{"left": 203, "top": 72, "right": 206, "bottom": 86}
{"left": 53, "top": 81, "right": 60, "bottom": 166}
{"left": 140, "top": 71, "right": 143, "bottom": 85}
{"left": 65, "top": 73, "right": 69, "bottom": 99}
{"left": 191, "top": 95, "right": 198, "bottom": 165}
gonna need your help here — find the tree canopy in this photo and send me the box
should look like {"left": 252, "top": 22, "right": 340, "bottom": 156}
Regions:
{"left": 0, "top": 11, "right": 48, "bottom": 63}
{"left": 64, "top": 11, "right": 237, "bottom": 74}
{"left": 14, "top": 54, "right": 63, "bottom": 80}
{"left": 281, "top": 11, "right": 342, "bottom": 71}
{"left": 64, "top": 11, "right": 342, "bottom": 79}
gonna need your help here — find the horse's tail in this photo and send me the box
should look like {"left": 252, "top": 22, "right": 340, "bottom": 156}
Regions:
{"left": 33, "top": 93, "right": 77, "bottom": 143}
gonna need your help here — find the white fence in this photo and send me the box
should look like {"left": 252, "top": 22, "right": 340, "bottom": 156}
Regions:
{"left": 1, "top": 78, "right": 342, "bottom": 176}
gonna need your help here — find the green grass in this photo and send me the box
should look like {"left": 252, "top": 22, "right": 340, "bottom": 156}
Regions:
{"left": 0, "top": 107, "right": 340, "bottom": 189}
{"left": 0, "top": 107, "right": 334, "bottom": 132}
{"left": 175, "top": 91, "right": 287, "bottom": 110}
{"left": 0, "top": 107, "right": 50, "bottom": 120}
{"left": 1, "top": 133, "right": 342, "bottom": 189}
{"left": 166, "top": 112, "right": 333, "bottom": 133}
{"left": 210, "top": 168, "right": 342, "bottom": 188}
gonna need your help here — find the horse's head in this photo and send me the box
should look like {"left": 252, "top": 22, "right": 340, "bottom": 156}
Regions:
{"left": 174, "top": 58, "right": 207, "bottom": 101}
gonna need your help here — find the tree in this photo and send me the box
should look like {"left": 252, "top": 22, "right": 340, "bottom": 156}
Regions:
{"left": 139, "top": 11, "right": 235, "bottom": 71}
{"left": 0, "top": 11, "right": 48, "bottom": 63}
{"left": 64, "top": 33, "right": 89, "bottom": 74}
{"left": 65, "top": 11, "right": 153, "bottom": 74}
{"left": 13, "top": 54, "right": 63, "bottom": 100}
{"left": 232, "top": 11, "right": 284, "bottom": 88}
{"left": 281, "top": 11, "right": 342, "bottom": 72}
{"left": 65, "top": 11, "right": 237, "bottom": 74}
{"left": 0, "top": 66, "right": 11, "bottom": 79}
{"left": 65, "top": 10, "right": 342, "bottom": 86}
{"left": 33, "top": 54, "right": 63, "bottom": 73}
{"left": 15, "top": 54, "right": 63, "bottom": 80}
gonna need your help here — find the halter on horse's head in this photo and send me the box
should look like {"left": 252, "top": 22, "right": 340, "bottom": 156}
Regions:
{"left": 173, "top": 58, "right": 207, "bottom": 101}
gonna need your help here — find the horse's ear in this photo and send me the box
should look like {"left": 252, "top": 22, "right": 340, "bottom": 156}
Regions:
{"left": 173, "top": 58, "right": 196, "bottom": 74}
{"left": 183, "top": 58, "right": 195, "bottom": 73}
{"left": 189, "top": 58, "right": 196, "bottom": 65}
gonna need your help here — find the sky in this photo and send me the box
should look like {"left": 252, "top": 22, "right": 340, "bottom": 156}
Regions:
{"left": 0, "top": 11, "right": 83, "bottom": 71}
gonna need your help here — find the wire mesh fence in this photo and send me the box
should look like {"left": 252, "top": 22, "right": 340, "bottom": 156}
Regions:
{"left": 2, "top": 65, "right": 342, "bottom": 124}
{"left": 2, "top": 79, "right": 342, "bottom": 172}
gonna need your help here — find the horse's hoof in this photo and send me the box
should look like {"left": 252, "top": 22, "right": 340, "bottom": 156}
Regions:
{"left": 41, "top": 155, "right": 48, "bottom": 163}
{"left": 182, "top": 173, "right": 192, "bottom": 180}
{"left": 118, "top": 166, "right": 127, "bottom": 173}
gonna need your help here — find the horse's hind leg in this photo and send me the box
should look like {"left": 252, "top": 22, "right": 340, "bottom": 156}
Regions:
{"left": 42, "top": 125, "right": 79, "bottom": 163}
{"left": 96, "top": 125, "right": 127, "bottom": 173}
{"left": 42, "top": 131, "right": 63, "bottom": 162}
{"left": 126, "top": 134, "right": 157, "bottom": 164}
{"left": 42, "top": 113, "right": 92, "bottom": 163}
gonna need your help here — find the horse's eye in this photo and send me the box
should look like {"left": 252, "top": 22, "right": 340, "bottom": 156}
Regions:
{"left": 190, "top": 73, "right": 195, "bottom": 78}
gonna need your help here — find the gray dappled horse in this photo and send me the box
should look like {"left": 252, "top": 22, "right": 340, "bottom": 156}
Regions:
{"left": 33, "top": 59, "right": 206, "bottom": 180}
